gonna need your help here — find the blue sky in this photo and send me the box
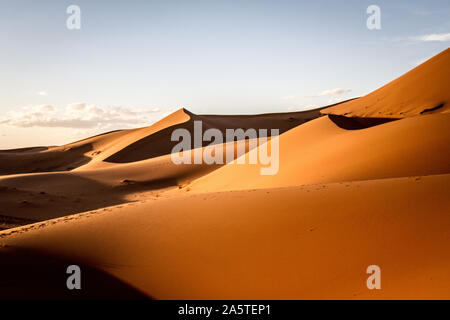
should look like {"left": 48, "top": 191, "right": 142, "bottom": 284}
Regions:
{"left": 0, "top": 0, "right": 449, "bottom": 148}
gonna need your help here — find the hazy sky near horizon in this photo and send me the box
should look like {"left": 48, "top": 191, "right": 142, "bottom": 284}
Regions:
{"left": 1, "top": 0, "right": 449, "bottom": 148}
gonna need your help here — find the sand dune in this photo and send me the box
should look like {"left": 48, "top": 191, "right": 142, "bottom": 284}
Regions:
{"left": 321, "top": 48, "right": 450, "bottom": 118}
{"left": 188, "top": 113, "right": 450, "bottom": 192}
{"left": 0, "top": 49, "right": 449, "bottom": 299}
{"left": 0, "top": 107, "right": 322, "bottom": 175}
{"left": 0, "top": 106, "right": 323, "bottom": 226}
{"left": 0, "top": 108, "right": 191, "bottom": 175}
{"left": 0, "top": 139, "right": 260, "bottom": 225}
{"left": 102, "top": 107, "right": 322, "bottom": 164}
{"left": 0, "top": 174, "right": 449, "bottom": 299}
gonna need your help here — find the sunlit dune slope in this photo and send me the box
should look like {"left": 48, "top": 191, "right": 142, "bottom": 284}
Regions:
{"left": 101, "top": 107, "right": 322, "bottom": 164}
{"left": 188, "top": 113, "right": 450, "bottom": 192}
{"left": 0, "top": 109, "right": 191, "bottom": 175}
{"left": 0, "top": 48, "right": 449, "bottom": 300}
{"left": 0, "top": 138, "right": 265, "bottom": 223}
{"left": 321, "top": 48, "right": 450, "bottom": 118}
{"left": 0, "top": 174, "right": 449, "bottom": 299}
{"left": 0, "top": 107, "right": 322, "bottom": 175}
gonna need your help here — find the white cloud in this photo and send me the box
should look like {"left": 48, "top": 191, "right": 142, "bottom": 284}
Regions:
{"left": 379, "top": 33, "right": 450, "bottom": 45}
{"left": 327, "top": 97, "right": 347, "bottom": 105}
{"left": 411, "top": 33, "right": 450, "bottom": 42}
{"left": 317, "top": 88, "right": 352, "bottom": 97}
{"left": 0, "top": 103, "right": 172, "bottom": 129}
{"left": 283, "top": 88, "right": 352, "bottom": 101}
{"left": 304, "top": 88, "right": 352, "bottom": 98}
{"left": 67, "top": 102, "right": 86, "bottom": 111}
{"left": 38, "top": 105, "right": 56, "bottom": 112}
{"left": 37, "top": 91, "right": 48, "bottom": 96}
{"left": 282, "top": 95, "right": 297, "bottom": 101}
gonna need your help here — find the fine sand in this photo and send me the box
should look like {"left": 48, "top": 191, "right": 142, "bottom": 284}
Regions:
{"left": 0, "top": 48, "right": 449, "bottom": 299}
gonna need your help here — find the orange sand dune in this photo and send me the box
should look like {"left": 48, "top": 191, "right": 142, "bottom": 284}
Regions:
{"left": 0, "top": 138, "right": 263, "bottom": 224}
{"left": 0, "top": 106, "right": 324, "bottom": 225}
{"left": 188, "top": 113, "right": 450, "bottom": 192}
{"left": 0, "top": 174, "right": 449, "bottom": 299}
{"left": 0, "top": 107, "right": 322, "bottom": 175}
{"left": 0, "top": 49, "right": 449, "bottom": 300}
{"left": 0, "top": 109, "right": 189, "bottom": 175}
{"left": 321, "top": 48, "right": 450, "bottom": 118}
{"left": 102, "top": 107, "right": 322, "bottom": 164}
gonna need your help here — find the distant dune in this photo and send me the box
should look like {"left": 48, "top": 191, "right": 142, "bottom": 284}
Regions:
{"left": 0, "top": 107, "right": 322, "bottom": 175}
{"left": 0, "top": 48, "right": 449, "bottom": 299}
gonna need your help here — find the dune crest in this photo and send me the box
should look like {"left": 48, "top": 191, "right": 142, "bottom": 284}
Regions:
{"left": 1, "top": 49, "right": 450, "bottom": 299}
{"left": 187, "top": 113, "right": 450, "bottom": 192}
{"left": 321, "top": 48, "right": 450, "bottom": 118}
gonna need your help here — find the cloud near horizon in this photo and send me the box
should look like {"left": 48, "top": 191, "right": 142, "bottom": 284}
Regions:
{"left": 382, "top": 32, "right": 450, "bottom": 44}
{"left": 283, "top": 88, "right": 352, "bottom": 101}
{"left": 304, "top": 88, "right": 352, "bottom": 98}
{"left": 0, "top": 103, "right": 171, "bottom": 130}
{"left": 412, "top": 33, "right": 450, "bottom": 42}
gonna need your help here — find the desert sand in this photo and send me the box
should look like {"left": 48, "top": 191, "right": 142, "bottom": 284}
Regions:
{"left": 0, "top": 48, "right": 449, "bottom": 299}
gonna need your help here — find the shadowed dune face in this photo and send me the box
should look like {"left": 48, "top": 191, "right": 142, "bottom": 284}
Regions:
{"left": 328, "top": 114, "right": 398, "bottom": 130}
{"left": 1, "top": 174, "right": 449, "bottom": 299}
{"left": 103, "top": 108, "right": 323, "bottom": 163}
{"left": 188, "top": 113, "right": 450, "bottom": 192}
{"left": 0, "top": 144, "right": 93, "bottom": 175}
{"left": 0, "top": 49, "right": 449, "bottom": 299}
{"left": 0, "top": 173, "right": 136, "bottom": 226}
{"left": 0, "top": 107, "right": 323, "bottom": 175}
{"left": 0, "top": 106, "right": 326, "bottom": 228}
{"left": 0, "top": 129, "right": 134, "bottom": 176}
{"left": 0, "top": 109, "right": 191, "bottom": 175}
{"left": 0, "top": 247, "right": 148, "bottom": 300}
{"left": 0, "top": 155, "right": 219, "bottom": 227}
{"left": 0, "top": 136, "right": 272, "bottom": 227}
{"left": 321, "top": 48, "right": 450, "bottom": 118}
